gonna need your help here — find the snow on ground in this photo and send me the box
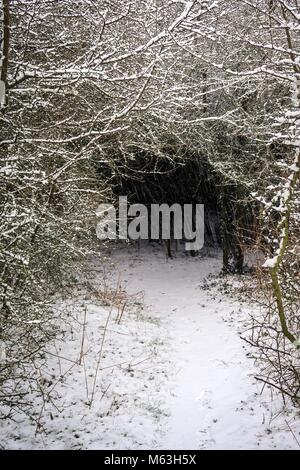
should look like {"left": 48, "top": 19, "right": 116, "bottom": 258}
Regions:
{"left": 1, "top": 244, "right": 299, "bottom": 449}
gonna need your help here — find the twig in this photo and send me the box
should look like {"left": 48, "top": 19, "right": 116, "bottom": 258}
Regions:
{"left": 79, "top": 305, "right": 87, "bottom": 365}
{"left": 89, "top": 276, "right": 121, "bottom": 407}
{"left": 285, "top": 419, "right": 300, "bottom": 448}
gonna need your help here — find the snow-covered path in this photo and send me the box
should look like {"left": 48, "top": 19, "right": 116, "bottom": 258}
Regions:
{"left": 111, "top": 246, "right": 299, "bottom": 450}
{"left": 1, "top": 246, "right": 299, "bottom": 449}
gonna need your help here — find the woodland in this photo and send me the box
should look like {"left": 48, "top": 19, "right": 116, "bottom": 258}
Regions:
{"left": 0, "top": 0, "right": 299, "bottom": 449}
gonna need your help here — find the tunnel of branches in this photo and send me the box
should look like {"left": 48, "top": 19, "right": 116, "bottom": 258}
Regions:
{"left": 96, "top": 150, "right": 256, "bottom": 273}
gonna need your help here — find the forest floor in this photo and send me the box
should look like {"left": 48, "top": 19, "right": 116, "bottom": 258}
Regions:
{"left": 1, "top": 244, "right": 300, "bottom": 449}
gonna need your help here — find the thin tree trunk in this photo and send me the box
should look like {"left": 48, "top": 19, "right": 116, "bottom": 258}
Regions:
{"left": 0, "top": 0, "right": 10, "bottom": 110}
